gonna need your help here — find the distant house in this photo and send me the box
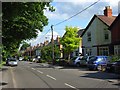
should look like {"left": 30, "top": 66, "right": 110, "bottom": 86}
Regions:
{"left": 54, "top": 36, "right": 63, "bottom": 58}
{"left": 109, "top": 13, "right": 120, "bottom": 55}
{"left": 81, "top": 6, "right": 116, "bottom": 56}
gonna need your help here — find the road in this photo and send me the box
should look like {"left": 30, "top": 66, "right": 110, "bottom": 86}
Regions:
{"left": 1, "top": 61, "right": 120, "bottom": 89}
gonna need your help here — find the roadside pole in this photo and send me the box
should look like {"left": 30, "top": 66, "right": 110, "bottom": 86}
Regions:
{"left": 51, "top": 25, "right": 54, "bottom": 65}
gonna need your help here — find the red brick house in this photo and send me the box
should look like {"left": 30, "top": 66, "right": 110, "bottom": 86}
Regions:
{"left": 109, "top": 13, "right": 120, "bottom": 55}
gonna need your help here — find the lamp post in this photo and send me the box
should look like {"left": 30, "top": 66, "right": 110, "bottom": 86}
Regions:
{"left": 51, "top": 25, "right": 54, "bottom": 65}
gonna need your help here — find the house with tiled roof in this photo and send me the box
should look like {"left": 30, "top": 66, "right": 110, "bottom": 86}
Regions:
{"left": 109, "top": 13, "right": 120, "bottom": 55}
{"left": 81, "top": 6, "right": 116, "bottom": 56}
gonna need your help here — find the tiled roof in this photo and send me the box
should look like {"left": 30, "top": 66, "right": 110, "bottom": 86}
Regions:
{"left": 81, "top": 15, "right": 117, "bottom": 37}
{"left": 77, "top": 29, "right": 84, "bottom": 37}
{"left": 109, "top": 13, "right": 120, "bottom": 29}
{"left": 97, "top": 15, "right": 116, "bottom": 26}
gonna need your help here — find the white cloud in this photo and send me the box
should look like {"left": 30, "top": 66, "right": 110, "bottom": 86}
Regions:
{"left": 45, "top": 0, "right": 118, "bottom": 22}
{"left": 44, "top": 11, "right": 69, "bottom": 20}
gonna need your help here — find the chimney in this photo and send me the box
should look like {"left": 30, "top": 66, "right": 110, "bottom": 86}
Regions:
{"left": 56, "top": 36, "right": 60, "bottom": 43}
{"left": 104, "top": 6, "right": 112, "bottom": 17}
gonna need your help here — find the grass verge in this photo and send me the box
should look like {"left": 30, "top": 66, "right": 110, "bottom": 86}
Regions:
{"left": 0, "top": 61, "right": 6, "bottom": 69}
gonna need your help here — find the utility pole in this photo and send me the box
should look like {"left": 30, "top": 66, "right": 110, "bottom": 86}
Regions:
{"left": 51, "top": 25, "right": 54, "bottom": 65}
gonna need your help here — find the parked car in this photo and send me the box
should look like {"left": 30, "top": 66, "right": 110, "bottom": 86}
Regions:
{"left": 7, "top": 58, "right": 18, "bottom": 66}
{"left": 106, "top": 60, "right": 120, "bottom": 74}
{"left": 19, "top": 57, "right": 24, "bottom": 61}
{"left": 6, "top": 57, "right": 11, "bottom": 65}
{"left": 32, "top": 56, "right": 41, "bottom": 63}
{"left": 87, "top": 56, "right": 110, "bottom": 71}
{"left": 72, "top": 56, "right": 94, "bottom": 67}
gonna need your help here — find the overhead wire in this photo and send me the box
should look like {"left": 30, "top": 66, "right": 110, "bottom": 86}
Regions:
{"left": 39, "top": 0, "right": 101, "bottom": 43}
{"left": 53, "top": 0, "right": 100, "bottom": 27}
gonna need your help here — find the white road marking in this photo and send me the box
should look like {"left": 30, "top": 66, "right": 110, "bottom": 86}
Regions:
{"left": 46, "top": 75, "right": 56, "bottom": 80}
{"left": 31, "top": 68, "right": 36, "bottom": 70}
{"left": 64, "top": 83, "right": 78, "bottom": 90}
{"left": 37, "top": 70, "right": 43, "bottom": 74}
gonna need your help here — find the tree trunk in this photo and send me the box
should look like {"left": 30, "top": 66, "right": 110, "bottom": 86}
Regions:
{"left": 68, "top": 53, "right": 70, "bottom": 60}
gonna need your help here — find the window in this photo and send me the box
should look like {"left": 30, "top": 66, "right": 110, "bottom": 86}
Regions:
{"left": 114, "top": 45, "right": 120, "bottom": 55}
{"left": 104, "top": 31, "right": 109, "bottom": 40}
{"left": 99, "top": 47, "right": 109, "bottom": 56}
{"left": 87, "top": 32, "right": 91, "bottom": 41}
{"left": 86, "top": 48, "right": 92, "bottom": 56}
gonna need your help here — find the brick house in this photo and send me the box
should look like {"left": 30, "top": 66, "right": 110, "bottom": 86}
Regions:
{"left": 81, "top": 6, "right": 116, "bottom": 56}
{"left": 109, "top": 13, "right": 120, "bottom": 55}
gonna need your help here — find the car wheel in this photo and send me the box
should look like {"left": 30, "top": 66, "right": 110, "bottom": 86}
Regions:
{"left": 76, "top": 63, "right": 80, "bottom": 67}
{"left": 97, "top": 65, "right": 106, "bottom": 72}
{"left": 97, "top": 65, "right": 102, "bottom": 71}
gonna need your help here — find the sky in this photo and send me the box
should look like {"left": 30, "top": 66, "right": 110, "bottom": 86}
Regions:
{"left": 29, "top": 0, "right": 120, "bottom": 46}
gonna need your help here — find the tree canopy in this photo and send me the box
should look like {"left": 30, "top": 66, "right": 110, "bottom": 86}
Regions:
{"left": 20, "top": 41, "right": 30, "bottom": 51}
{"left": 41, "top": 45, "right": 60, "bottom": 62}
{"left": 2, "top": 2, "right": 54, "bottom": 54}
{"left": 60, "top": 26, "right": 80, "bottom": 60}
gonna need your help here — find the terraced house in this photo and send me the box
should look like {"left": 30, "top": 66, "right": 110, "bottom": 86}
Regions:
{"left": 81, "top": 6, "right": 116, "bottom": 56}
{"left": 109, "top": 13, "right": 120, "bottom": 56}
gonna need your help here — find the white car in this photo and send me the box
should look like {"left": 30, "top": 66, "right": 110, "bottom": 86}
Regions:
{"left": 19, "top": 57, "right": 24, "bottom": 61}
{"left": 73, "top": 56, "right": 94, "bottom": 67}
{"left": 8, "top": 58, "right": 18, "bottom": 66}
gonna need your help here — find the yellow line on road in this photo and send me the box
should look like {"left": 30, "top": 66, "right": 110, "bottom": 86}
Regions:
{"left": 10, "top": 67, "right": 17, "bottom": 88}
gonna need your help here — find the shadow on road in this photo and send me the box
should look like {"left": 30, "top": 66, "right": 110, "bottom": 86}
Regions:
{"left": 0, "top": 82, "right": 8, "bottom": 86}
{"left": 32, "top": 65, "right": 53, "bottom": 69}
{"left": 80, "top": 71, "right": 120, "bottom": 87}
{"left": 80, "top": 71, "right": 120, "bottom": 79}
{"left": 0, "top": 68, "right": 8, "bottom": 72}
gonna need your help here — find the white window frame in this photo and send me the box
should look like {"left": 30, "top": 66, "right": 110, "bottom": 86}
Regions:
{"left": 99, "top": 47, "right": 109, "bottom": 56}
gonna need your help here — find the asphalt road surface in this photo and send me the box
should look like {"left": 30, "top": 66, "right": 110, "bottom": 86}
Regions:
{"left": 1, "top": 61, "right": 120, "bottom": 89}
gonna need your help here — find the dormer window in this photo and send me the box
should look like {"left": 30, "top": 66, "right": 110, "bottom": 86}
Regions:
{"left": 87, "top": 32, "right": 91, "bottom": 41}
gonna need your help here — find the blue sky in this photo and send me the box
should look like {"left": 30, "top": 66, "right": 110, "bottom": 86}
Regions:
{"left": 29, "top": 0, "right": 119, "bottom": 46}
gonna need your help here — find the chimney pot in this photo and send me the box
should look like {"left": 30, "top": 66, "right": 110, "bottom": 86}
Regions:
{"left": 104, "top": 6, "right": 112, "bottom": 17}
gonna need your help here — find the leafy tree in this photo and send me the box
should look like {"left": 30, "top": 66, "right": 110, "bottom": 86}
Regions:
{"left": 2, "top": 2, "right": 55, "bottom": 54}
{"left": 20, "top": 41, "right": 30, "bottom": 51}
{"left": 60, "top": 26, "right": 80, "bottom": 60}
{"left": 41, "top": 45, "right": 60, "bottom": 62}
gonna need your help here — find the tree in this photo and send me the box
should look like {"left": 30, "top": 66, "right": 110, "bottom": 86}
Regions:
{"left": 41, "top": 45, "right": 60, "bottom": 62}
{"left": 2, "top": 2, "right": 55, "bottom": 54}
{"left": 60, "top": 26, "right": 80, "bottom": 60}
{"left": 20, "top": 41, "right": 30, "bottom": 51}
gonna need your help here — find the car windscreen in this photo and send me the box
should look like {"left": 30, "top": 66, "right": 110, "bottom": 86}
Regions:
{"left": 89, "top": 57, "right": 98, "bottom": 61}
{"left": 9, "top": 59, "right": 17, "bottom": 61}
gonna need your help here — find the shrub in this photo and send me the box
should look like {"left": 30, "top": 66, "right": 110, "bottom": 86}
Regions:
{"left": 111, "top": 55, "right": 120, "bottom": 62}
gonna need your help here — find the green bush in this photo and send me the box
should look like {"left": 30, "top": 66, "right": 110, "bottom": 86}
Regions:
{"left": 41, "top": 60, "right": 46, "bottom": 63}
{"left": 111, "top": 55, "right": 120, "bottom": 62}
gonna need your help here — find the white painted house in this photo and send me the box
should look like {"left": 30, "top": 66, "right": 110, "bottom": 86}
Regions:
{"left": 81, "top": 6, "right": 116, "bottom": 56}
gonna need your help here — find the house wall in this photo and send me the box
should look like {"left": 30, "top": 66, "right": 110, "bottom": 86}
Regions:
{"left": 111, "top": 16, "right": 120, "bottom": 44}
{"left": 111, "top": 15, "right": 120, "bottom": 55}
{"left": 79, "top": 37, "right": 82, "bottom": 54}
{"left": 95, "top": 18, "right": 111, "bottom": 45}
{"left": 82, "top": 17, "right": 111, "bottom": 56}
